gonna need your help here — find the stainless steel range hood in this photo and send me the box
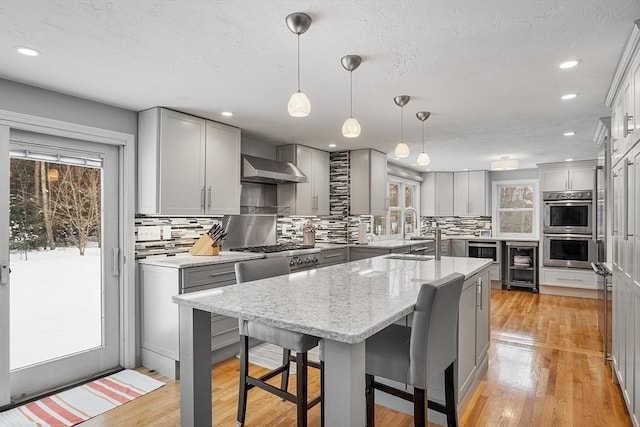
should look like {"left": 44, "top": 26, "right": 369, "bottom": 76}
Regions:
{"left": 241, "top": 154, "right": 307, "bottom": 184}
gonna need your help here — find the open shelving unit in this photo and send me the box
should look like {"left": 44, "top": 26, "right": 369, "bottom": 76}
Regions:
{"left": 506, "top": 241, "right": 538, "bottom": 293}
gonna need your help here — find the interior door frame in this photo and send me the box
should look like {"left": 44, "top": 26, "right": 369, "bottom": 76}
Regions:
{"left": 0, "top": 109, "right": 135, "bottom": 406}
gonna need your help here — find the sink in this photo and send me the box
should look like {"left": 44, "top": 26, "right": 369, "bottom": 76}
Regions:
{"left": 385, "top": 254, "right": 434, "bottom": 261}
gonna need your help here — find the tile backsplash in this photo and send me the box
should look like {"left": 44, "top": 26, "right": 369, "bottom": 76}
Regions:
{"left": 135, "top": 216, "right": 221, "bottom": 259}
{"left": 420, "top": 216, "right": 492, "bottom": 236}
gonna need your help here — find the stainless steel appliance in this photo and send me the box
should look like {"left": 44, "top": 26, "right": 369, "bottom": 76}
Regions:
{"left": 543, "top": 190, "right": 593, "bottom": 235}
{"left": 543, "top": 234, "right": 596, "bottom": 269}
{"left": 592, "top": 262, "right": 612, "bottom": 362}
{"left": 230, "top": 243, "right": 321, "bottom": 272}
{"left": 467, "top": 240, "right": 500, "bottom": 262}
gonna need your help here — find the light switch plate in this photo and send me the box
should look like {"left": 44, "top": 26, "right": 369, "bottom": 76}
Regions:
{"left": 137, "top": 226, "right": 162, "bottom": 241}
{"left": 161, "top": 225, "right": 172, "bottom": 240}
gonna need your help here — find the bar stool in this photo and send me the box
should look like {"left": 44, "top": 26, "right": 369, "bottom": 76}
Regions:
{"left": 365, "top": 273, "right": 465, "bottom": 427}
{"left": 235, "top": 258, "right": 323, "bottom": 427}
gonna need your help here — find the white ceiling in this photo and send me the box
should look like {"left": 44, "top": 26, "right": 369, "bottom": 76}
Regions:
{"left": 1, "top": 0, "right": 639, "bottom": 171}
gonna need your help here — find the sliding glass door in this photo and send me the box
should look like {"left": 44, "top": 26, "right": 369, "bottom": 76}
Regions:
{"left": 0, "top": 130, "right": 121, "bottom": 405}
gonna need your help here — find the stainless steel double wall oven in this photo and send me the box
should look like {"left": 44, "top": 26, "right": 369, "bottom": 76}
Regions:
{"left": 542, "top": 190, "right": 595, "bottom": 269}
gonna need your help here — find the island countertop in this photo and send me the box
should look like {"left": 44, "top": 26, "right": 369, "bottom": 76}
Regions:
{"left": 173, "top": 255, "right": 492, "bottom": 344}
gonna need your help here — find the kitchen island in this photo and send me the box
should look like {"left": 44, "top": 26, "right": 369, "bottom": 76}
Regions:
{"left": 173, "top": 255, "right": 492, "bottom": 426}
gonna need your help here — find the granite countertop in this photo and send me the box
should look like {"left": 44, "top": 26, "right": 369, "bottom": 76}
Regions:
{"left": 173, "top": 256, "right": 492, "bottom": 344}
{"left": 137, "top": 251, "right": 264, "bottom": 268}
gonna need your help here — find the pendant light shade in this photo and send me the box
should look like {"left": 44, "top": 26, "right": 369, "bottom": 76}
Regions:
{"left": 393, "top": 95, "right": 410, "bottom": 158}
{"left": 342, "top": 117, "right": 361, "bottom": 137}
{"left": 416, "top": 111, "right": 431, "bottom": 166}
{"left": 341, "top": 55, "right": 362, "bottom": 138}
{"left": 394, "top": 142, "right": 410, "bottom": 158}
{"left": 286, "top": 13, "right": 312, "bottom": 118}
{"left": 288, "top": 91, "right": 311, "bottom": 117}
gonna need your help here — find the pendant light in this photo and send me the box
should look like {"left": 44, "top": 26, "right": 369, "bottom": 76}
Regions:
{"left": 286, "top": 13, "right": 312, "bottom": 117}
{"left": 416, "top": 111, "right": 431, "bottom": 166}
{"left": 393, "top": 95, "right": 410, "bottom": 158}
{"left": 341, "top": 55, "right": 362, "bottom": 137}
{"left": 491, "top": 156, "right": 519, "bottom": 170}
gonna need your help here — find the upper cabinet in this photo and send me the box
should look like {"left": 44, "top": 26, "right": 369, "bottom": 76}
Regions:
{"left": 454, "top": 170, "right": 490, "bottom": 216}
{"left": 421, "top": 172, "right": 454, "bottom": 216}
{"left": 137, "top": 107, "right": 240, "bottom": 215}
{"left": 538, "top": 161, "right": 595, "bottom": 192}
{"left": 277, "top": 144, "right": 330, "bottom": 216}
{"left": 606, "top": 21, "right": 640, "bottom": 167}
{"left": 350, "top": 149, "right": 387, "bottom": 216}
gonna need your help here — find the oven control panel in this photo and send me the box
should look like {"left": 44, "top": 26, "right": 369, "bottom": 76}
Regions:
{"left": 543, "top": 190, "right": 592, "bottom": 201}
{"left": 289, "top": 255, "right": 319, "bottom": 270}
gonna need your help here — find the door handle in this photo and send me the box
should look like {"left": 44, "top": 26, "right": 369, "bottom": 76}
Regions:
{"left": 623, "top": 159, "right": 629, "bottom": 241}
{"left": 476, "top": 278, "right": 483, "bottom": 310}
{"left": 207, "top": 186, "right": 212, "bottom": 210}
{"left": 1, "top": 263, "right": 9, "bottom": 285}
{"left": 201, "top": 187, "right": 205, "bottom": 209}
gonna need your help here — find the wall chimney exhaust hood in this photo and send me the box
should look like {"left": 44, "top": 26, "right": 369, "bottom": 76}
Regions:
{"left": 241, "top": 154, "right": 308, "bottom": 184}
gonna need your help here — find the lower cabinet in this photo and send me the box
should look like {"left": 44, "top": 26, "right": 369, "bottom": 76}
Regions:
{"left": 349, "top": 246, "right": 410, "bottom": 261}
{"left": 540, "top": 267, "right": 597, "bottom": 290}
{"left": 457, "top": 268, "right": 491, "bottom": 399}
{"left": 317, "top": 247, "right": 349, "bottom": 267}
{"left": 139, "top": 262, "right": 239, "bottom": 379}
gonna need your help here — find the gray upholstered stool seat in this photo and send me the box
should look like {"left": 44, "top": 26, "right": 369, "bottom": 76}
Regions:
{"left": 240, "top": 320, "right": 320, "bottom": 354}
{"left": 235, "top": 257, "right": 323, "bottom": 427}
{"left": 365, "top": 272, "right": 465, "bottom": 427}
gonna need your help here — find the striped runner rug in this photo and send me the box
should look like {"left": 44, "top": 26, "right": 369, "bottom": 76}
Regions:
{"left": 0, "top": 369, "right": 164, "bottom": 426}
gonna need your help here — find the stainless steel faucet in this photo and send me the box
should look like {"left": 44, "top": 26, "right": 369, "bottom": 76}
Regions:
{"left": 401, "top": 207, "right": 418, "bottom": 240}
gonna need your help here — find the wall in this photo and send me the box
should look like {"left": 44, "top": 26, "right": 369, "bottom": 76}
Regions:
{"left": 241, "top": 135, "right": 277, "bottom": 159}
{"left": 0, "top": 79, "right": 137, "bottom": 135}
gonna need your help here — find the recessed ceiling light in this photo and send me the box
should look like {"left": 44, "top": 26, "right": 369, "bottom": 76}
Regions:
{"left": 561, "top": 93, "right": 577, "bottom": 100}
{"left": 16, "top": 46, "right": 39, "bottom": 56}
{"left": 425, "top": 168, "right": 431, "bottom": 171}
{"left": 221, "top": 111, "right": 233, "bottom": 117}
{"left": 564, "top": 158, "right": 574, "bottom": 162}
{"left": 463, "top": 168, "right": 469, "bottom": 171}
{"left": 559, "top": 60, "right": 580, "bottom": 69}
{"left": 328, "top": 144, "right": 336, "bottom": 148}
{"left": 563, "top": 131, "right": 576, "bottom": 136}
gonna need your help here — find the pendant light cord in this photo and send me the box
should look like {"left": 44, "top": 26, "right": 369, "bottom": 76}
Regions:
{"left": 422, "top": 121, "right": 426, "bottom": 151}
{"left": 297, "top": 34, "right": 301, "bottom": 92}
{"left": 400, "top": 106, "right": 404, "bottom": 142}
{"left": 349, "top": 71, "right": 353, "bottom": 117}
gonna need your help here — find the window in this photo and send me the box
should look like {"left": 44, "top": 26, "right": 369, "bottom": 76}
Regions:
{"left": 492, "top": 179, "right": 538, "bottom": 238}
{"left": 373, "top": 177, "right": 419, "bottom": 238}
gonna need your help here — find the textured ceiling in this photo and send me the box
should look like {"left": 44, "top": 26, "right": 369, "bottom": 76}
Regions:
{"left": 1, "top": 0, "right": 639, "bottom": 171}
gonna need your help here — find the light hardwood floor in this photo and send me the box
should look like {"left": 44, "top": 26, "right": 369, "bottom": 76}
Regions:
{"left": 82, "top": 289, "right": 631, "bottom": 426}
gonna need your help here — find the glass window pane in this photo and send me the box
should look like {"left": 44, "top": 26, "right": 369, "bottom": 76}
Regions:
{"left": 389, "top": 209, "right": 401, "bottom": 234}
{"left": 373, "top": 216, "right": 386, "bottom": 236}
{"left": 499, "top": 185, "right": 534, "bottom": 209}
{"left": 405, "top": 186, "right": 414, "bottom": 208}
{"left": 404, "top": 211, "right": 416, "bottom": 234}
{"left": 499, "top": 210, "right": 533, "bottom": 234}
{"left": 389, "top": 183, "right": 399, "bottom": 207}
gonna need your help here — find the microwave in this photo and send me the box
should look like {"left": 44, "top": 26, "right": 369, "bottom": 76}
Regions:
{"left": 543, "top": 191, "right": 593, "bottom": 235}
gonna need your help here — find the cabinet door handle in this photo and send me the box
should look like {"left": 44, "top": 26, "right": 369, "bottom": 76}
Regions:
{"left": 623, "top": 159, "right": 629, "bottom": 241}
{"left": 201, "top": 187, "right": 205, "bottom": 209}
{"left": 476, "top": 278, "right": 483, "bottom": 310}
{"left": 625, "top": 114, "right": 634, "bottom": 137}
{"left": 557, "top": 277, "right": 583, "bottom": 282}
{"left": 325, "top": 253, "right": 343, "bottom": 259}
{"left": 207, "top": 186, "right": 212, "bottom": 209}
{"left": 210, "top": 271, "right": 232, "bottom": 278}
{"left": 0, "top": 263, "right": 9, "bottom": 285}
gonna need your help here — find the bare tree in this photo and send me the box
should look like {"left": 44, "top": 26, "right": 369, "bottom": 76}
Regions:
{"left": 39, "top": 161, "right": 60, "bottom": 250}
{"left": 55, "top": 165, "right": 101, "bottom": 255}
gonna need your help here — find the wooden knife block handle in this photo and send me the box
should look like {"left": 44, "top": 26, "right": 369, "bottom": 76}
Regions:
{"left": 189, "top": 234, "right": 220, "bottom": 256}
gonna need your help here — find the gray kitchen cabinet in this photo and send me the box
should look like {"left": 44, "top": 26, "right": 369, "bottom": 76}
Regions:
{"left": 137, "top": 107, "right": 240, "bottom": 215}
{"left": 350, "top": 149, "right": 388, "bottom": 216}
{"left": 457, "top": 267, "right": 491, "bottom": 401}
{"left": 440, "top": 239, "right": 450, "bottom": 256}
{"left": 454, "top": 171, "right": 490, "bottom": 216}
{"left": 538, "top": 161, "right": 595, "bottom": 192}
{"left": 421, "top": 172, "right": 454, "bottom": 216}
{"left": 277, "top": 144, "right": 330, "bottom": 216}
{"left": 139, "top": 262, "right": 239, "bottom": 379}
{"left": 349, "top": 245, "right": 410, "bottom": 261}
{"left": 317, "top": 247, "right": 349, "bottom": 267}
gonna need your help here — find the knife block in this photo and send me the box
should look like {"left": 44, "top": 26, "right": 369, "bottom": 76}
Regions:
{"left": 189, "top": 234, "right": 220, "bottom": 256}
